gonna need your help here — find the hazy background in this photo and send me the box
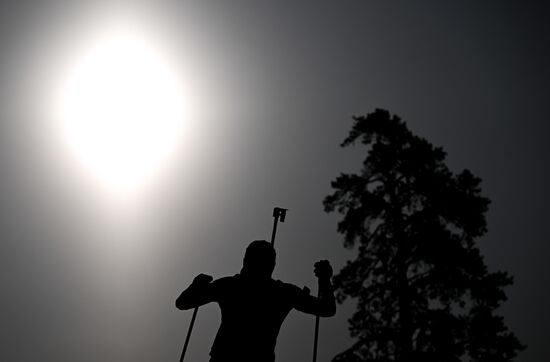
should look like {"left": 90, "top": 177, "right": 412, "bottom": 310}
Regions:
{"left": 0, "top": 1, "right": 548, "bottom": 361}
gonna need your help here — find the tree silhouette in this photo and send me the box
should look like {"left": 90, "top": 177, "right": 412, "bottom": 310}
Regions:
{"left": 324, "top": 109, "right": 525, "bottom": 362}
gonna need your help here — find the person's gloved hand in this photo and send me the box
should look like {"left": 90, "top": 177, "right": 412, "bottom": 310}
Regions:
{"left": 314, "top": 260, "right": 333, "bottom": 281}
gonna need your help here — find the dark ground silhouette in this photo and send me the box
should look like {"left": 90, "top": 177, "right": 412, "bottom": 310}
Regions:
{"left": 176, "top": 240, "right": 336, "bottom": 362}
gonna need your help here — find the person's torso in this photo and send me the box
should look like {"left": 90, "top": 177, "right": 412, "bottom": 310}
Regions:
{"left": 210, "top": 275, "right": 297, "bottom": 361}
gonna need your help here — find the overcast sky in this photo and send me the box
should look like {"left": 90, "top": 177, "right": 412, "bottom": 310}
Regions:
{"left": 0, "top": 1, "right": 548, "bottom": 362}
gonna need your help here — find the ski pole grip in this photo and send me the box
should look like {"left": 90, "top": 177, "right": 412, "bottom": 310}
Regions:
{"left": 273, "top": 207, "right": 287, "bottom": 222}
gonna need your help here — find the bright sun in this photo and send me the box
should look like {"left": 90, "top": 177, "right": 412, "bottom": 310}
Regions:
{"left": 50, "top": 20, "right": 187, "bottom": 201}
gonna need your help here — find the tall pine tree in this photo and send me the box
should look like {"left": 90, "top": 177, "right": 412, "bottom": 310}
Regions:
{"left": 324, "top": 109, "right": 524, "bottom": 362}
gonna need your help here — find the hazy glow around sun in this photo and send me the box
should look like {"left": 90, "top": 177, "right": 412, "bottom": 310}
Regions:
{"left": 50, "top": 18, "right": 188, "bottom": 202}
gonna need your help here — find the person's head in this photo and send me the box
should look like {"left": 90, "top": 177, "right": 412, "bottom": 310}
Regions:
{"left": 241, "top": 240, "right": 276, "bottom": 279}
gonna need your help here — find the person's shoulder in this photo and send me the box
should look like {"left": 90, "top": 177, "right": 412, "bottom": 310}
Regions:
{"left": 215, "top": 274, "right": 239, "bottom": 282}
{"left": 211, "top": 275, "right": 239, "bottom": 286}
{"left": 208, "top": 275, "right": 240, "bottom": 295}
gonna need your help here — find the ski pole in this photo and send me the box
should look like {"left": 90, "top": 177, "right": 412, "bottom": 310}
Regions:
{"left": 312, "top": 279, "right": 320, "bottom": 362}
{"left": 271, "top": 207, "right": 287, "bottom": 246}
{"left": 179, "top": 306, "right": 198, "bottom": 362}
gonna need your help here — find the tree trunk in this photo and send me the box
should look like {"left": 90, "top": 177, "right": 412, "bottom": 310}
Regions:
{"left": 397, "top": 260, "right": 412, "bottom": 362}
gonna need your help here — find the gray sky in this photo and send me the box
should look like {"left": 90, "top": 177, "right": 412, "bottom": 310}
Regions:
{"left": 0, "top": 1, "right": 548, "bottom": 361}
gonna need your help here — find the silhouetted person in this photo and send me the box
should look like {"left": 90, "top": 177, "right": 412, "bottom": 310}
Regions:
{"left": 176, "top": 240, "right": 336, "bottom": 362}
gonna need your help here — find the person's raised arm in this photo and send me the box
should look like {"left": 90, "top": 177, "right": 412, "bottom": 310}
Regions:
{"left": 175, "top": 273, "right": 214, "bottom": 310}
{"left": 294, "top": 260, "right": 336, "bottom": 317}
